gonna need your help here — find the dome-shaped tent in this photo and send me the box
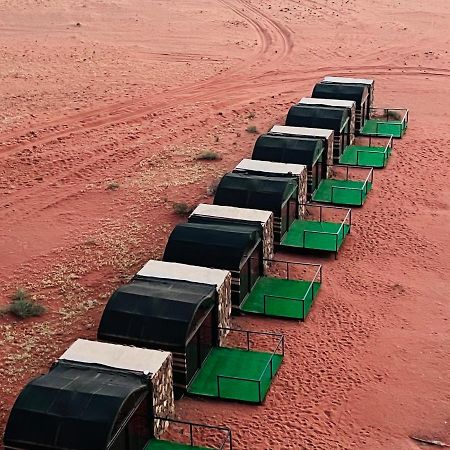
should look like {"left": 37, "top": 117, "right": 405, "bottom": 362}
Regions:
{"left": 285, "top": 104, "right": 351, "bottom": 157}
{"left": 252, "top": 134, "right": 325, "bottom": 196}
{"left": 4, "top": 340, "right": 174, "bottom": 450}
{"left": 312, "top": 81, "right": 369, "bottom": 131}
{"left": 163, "top": 222, "right": 263, "bottom": 306}
{"left": 213, "top": 172, "right": 298, "bottom": 242}
{"left": 98, "top": 278, "right": 217, "bottom": 392}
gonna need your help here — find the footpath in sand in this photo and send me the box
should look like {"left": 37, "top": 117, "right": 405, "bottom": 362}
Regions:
{"left": 0, "top": 0, "right": 449, "bottom": 448}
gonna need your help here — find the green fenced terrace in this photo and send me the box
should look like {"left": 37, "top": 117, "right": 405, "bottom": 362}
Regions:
{"left": 241, "top": 272, "right": 321, "bottom": 320}
{"left": 361, "top": 108, "right": 408, "bottom": 138}
{"left": 145, "top": 441, "right": 207, "bottom": 450}
{"left": 187, "top": 338, "right": 283, "bottom": 403}
{"left": 339, "top": 142, "right": 391, "bottom": 168}
{"left": 281, "top": 218, "right": 350, "bottom": 252}
{"left": 312, "top": 176, "right": 372, "bottom": 206}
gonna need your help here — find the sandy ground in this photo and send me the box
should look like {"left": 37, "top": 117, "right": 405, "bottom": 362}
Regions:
{"left": 0, "top": 0, "right": 449, "bottom": 448}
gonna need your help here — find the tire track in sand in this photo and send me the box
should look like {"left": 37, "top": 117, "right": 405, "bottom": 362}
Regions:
{"left": 0, "top": 0, "right": 293, "bottom": 213}
{"left": 0, "top": 0, "right": 293, "bottom": 158}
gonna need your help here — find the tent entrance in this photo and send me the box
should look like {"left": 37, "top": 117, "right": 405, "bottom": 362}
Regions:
{"left": 241, "top": 259, "right": 321, "bottom": 320}
{"left": 185, "top": 307, "right": 215, "bottom": 386}
{"left": 361, "top": 108, "right": 409, "bottom": 138}
{"left": 187, "top": 328, "right": 284, "bottom": 403}
{"left": 340, "top": 135, "right": 393, "bottom": 168}
{"left": 280, "top": 204, "right": 351, "bottom": 257}
{"left": 312, "top": 166, "right": 373, "bottom": 206}
{"left": 237, "top": 241, "right": 263, "bottom": 306}
{"left": 145, "top": 417, "right": 232, "bottom": 450}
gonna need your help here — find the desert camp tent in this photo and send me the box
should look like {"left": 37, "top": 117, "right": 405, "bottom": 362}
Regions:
{"left": 312, "top": 81, "right": 370, "bottom": 131}
{"left": 190, "top": 203, "right": 274, "bottom": 265}
{"left": 251, "top": 134, "right": 325, "bottom": 196}
{"left": 285, "top": 104, "right": 351, "bottom": 157}
{"left": 163, "top": 222, "right": 263, "bottom": 306}
{"left": 98, "top": 278, "right": 223, "bottom": 392}
{"left": 213, "top": 172, "right": 298, "bottom": 242}
{"left": 4, "top": 340, "right": 174, "bottom": 450}
{"left": 268, "top": 124, "right": 334, "bottom": 168}
{"left": 299, "top": 97, "right": 356, "bottom": 143}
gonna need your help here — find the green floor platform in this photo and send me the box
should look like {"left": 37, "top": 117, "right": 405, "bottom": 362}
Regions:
{"left": 187, "top": 347, "right": 283, "bottom": 403}
{"left": 281, "top": 219, "right": 350, "bottom": 252}
{"left": 312, "top": 179, "right": 372, "bottom": 206}
{"left": 361, "top": 119, "right": 406, "bottom": 138}
{"left": 340, "top": 145, "right": 390, "bottom": 168}
{"left": 241, "top": 276, "right": 320, "bottom": 320}
{"left": 145, "top": 440, "right": 207, "bottom": 450}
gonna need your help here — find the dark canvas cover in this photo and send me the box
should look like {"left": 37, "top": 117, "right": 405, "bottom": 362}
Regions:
{"left": 285, "top": 104, "right": 349, "bottom": 133}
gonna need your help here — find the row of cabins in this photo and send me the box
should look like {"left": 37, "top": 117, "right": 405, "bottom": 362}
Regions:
{"left": 4, "top": 76, "right": 408, "bottom": 450}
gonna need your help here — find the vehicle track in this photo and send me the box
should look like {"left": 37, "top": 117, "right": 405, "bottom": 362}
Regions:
{"left": 0, "top": 0, "right": 294, "bottom": 213}
{"left": 0, "top": 0, "right": 293, "bottom": 158}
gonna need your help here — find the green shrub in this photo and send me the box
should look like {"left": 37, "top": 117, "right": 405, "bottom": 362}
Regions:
{"left": 7, "top": 288, "right": 46, "bottom": 319}
{"left": 9, "top": 299, "right": 46, "bottom": 319}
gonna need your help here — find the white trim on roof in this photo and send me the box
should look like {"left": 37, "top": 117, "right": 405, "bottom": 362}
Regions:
{"left": 191, "top": 203, "right": 272, "bottom": 225}
{"left": 300, "top": 97, "right": 356, "bottom": 109}
{"left": 323, "top": 76, "right": 374, "bottom": 86}
{"left": 137, "top": 260, "right": 229, "bottom": 288}
{"left": 269, "top": 125, "right": 333, "bottom": 139}
{"left": 59, "top": 339, "right": 170, "bottom": 376}
{"left": 235, "top": 158, "right": 306, "bottom": 176}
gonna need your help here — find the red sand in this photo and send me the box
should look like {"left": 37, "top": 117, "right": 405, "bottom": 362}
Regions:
{"left": 0, "top": 0, "right": 449, "bottom": 448}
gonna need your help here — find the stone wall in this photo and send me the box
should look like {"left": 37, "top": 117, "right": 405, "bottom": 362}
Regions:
{"left": 218, "top": 273, "right": 232, "bottom": 346}
{"left": 325, "top": 132, "right": 334, "bottom": 177}
{"left": 151, "top": 354, "right": 175, "bottom": 438}
{"left": 297, "top": 169, "right": 307, "bottom": 218}
{"left": 349, "top": 104, "right": 356, "bottom": 144}
{"left": 262, "top": 214, "right": 274, "bottom": 270}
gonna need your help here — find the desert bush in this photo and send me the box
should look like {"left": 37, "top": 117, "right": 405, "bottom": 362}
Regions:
{"left": 246, "top": 125, "right": 258, "bottom": 134}
{"left": 386, "top": 110, "right": 401, "bottom": 120}
{"left": 173, "top": 202, "right": 194, "bottom": 216}
{"left": 7, "top": 288, "right": 46, "bottom": 319}
{"left": 207, "top": 178, "right": 221, "bottom": 196}
{"left": 195, "top": 150, "right": 222, "bottom": 161}
{"left": 106, "top": 181, "right": 120, "bottom": 190}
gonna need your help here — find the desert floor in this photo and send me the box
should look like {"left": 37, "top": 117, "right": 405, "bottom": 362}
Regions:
{"left": 0, "top": 0, "right": 449, "bottom": 448}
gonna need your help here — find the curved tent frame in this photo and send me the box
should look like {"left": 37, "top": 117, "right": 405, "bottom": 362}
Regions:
{"left": 4, "top": 362, "right": 148, "bottom": 450}
{"left": 97, "top": 278, "right": 216, "bottom": 351}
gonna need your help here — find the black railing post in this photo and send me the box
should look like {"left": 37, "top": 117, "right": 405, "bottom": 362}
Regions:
{"left": 258, "top": 380, "right": 262, "bottom": 403}
{"left": 246, "top": 331, "right": 250, "bottom": 351}
{"left": 217, "top": 376, "right": 221, "bottom": 398}
{"left": 190, "top": 423, "right": 194, "bottom": 447}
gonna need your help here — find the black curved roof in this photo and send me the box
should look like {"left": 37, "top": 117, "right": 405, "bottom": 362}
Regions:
{"left": 4, "top": 362, "right": 147, "bottom": 450}
{"left": 163, "top": 222, "right": 261, "bottom": 271}
{"left": 286, "top": 104, "right": 349, "bottom": 133}
{"left": 98, "top": 278, "right": 215, "bottom": 350}
{"left": 252, "top": 134, "right": 324, "bottom": 167}
{"left": 312, "top": 82, "right": 369, "bottom": 107}
{"left": 214, "top": 172, "right": 297, "bottom": 215}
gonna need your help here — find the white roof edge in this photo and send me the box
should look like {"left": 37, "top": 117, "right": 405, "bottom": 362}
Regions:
{"left": 59, "top": 339, "right": 170, "bottom": 376}
{"left": 236, "top": 158, "right": 306, "bottom": 176}
{"left": 269, "top": 124, "right": 333, "bottom": 139}
{"left": 137, "top": 260, "right": 229, "bottom": 288}
{"left": 300, "top": 97, "right": 356, "bottom": 108}
{"left": 323, "top": 76, "right": 374, "bottom": 86}
{"left": 191, "top": 203, "right": 272, "bottom": 224}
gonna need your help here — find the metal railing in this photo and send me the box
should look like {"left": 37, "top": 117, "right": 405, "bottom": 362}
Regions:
{"left": 299, "top": 204, "right": 352, "bottom": 257}
{"left": 153, "top": 416, "right": 232, "bottom": 450}
{"left": 329, "top": 166, "right": 374, "bottom": 206}
{"left": 262, "top": 262, "right": 322, "bottom": 321}
{"left": 355, "top": 135, "right": 393, "bottom": 167}
{"left": 369, "top": 107, "right": 409, "bottom": 137}
{"left": 215, "top": 327, "right": 284, "bottom": 403}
